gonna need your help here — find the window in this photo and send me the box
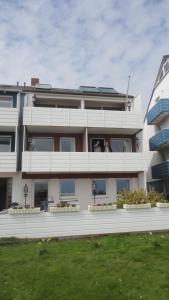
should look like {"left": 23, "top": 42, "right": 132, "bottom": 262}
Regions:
{"left": 92, "top": 180, "right": 106, "bottom": 196}
{"left": 60, "top": 179, "right": 75, "bottom": 197}
{"left": 34, "top": 182, "right": 48, "bottom": 208}
{"left": 111, "top": 138, "right": 132, "bottom": 152}
{"left": 29, "top": 137, "right": 54, "bottom": 151}
{"left": 0, "top": 97, "right": 12, "bottom": 108}
{"left": 0, "top": 136, "right": 11, "bottom": 152}
{"left": 60, "top": 137, "right": 75, "bottom": 152}
{"left": 116, "top": 179, "right": 130, "bottom": 193}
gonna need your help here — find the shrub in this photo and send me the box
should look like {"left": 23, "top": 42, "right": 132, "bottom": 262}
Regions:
{"left": 147, "top": 191, "right": 166, "bottom": 207}
{"left": 116, "top": 190, "right": 166, "bottom": 207}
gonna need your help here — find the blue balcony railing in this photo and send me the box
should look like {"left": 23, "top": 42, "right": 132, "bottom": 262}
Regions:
{"left": 152, "top": 161, "right": 169, "bottom": 179}
{"left": 147, "top": 99, "right": 169, "bottom": 125}
{"left": 149, "top": 129, "right": 169, "bottom": 151}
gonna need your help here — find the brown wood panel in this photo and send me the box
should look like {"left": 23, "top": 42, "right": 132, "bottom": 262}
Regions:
{"left": 22, "top": 172, "right": 138, "bottom": 179}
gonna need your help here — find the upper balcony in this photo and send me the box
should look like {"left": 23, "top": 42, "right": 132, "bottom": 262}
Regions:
{"left": 23, "top": 107, "right": 143, "bottom": 132}
{"left": 0, "top": 108, "right": 18, "bottom": 129}
{"left": 147, "top": 99, "right": 169, "bottom": 125}
{"left": 151, "top": 161, "right": 169, "bottom": 179}
{"left": 0, "top": 153, "right": 17, "bottom": 172}
{"left": 22, "top": 152, "right": 146, "bottom": 173}
{"left": 0, "top": 94, "right": 18, "bottom": 129}
{"left": 149, "top": 129, "right": 169, "bottom": 151}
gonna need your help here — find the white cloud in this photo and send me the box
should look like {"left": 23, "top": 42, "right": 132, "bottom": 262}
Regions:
{"left": 0, "top": 0, "right": 169, "bottom": 107}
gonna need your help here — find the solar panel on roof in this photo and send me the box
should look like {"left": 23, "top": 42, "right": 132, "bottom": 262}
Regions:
{"left": 98, "top": 87, "right": 117, "bottom": 93}
{"left": 79, "top": 86, "right": 99, "bottom": 92}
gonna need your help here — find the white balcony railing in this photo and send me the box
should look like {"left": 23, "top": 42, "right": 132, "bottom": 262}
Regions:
{"left": 0, "top": 153, "right": 17, "bottom": 172}
{"left": 23, "top": 107, "right": 143, "bottom": 129}
{"left": 22, "top": 152, "right": 146, "bottom": 173}
{"left": 0, "top": 108, "right": 18, "bottom": 127}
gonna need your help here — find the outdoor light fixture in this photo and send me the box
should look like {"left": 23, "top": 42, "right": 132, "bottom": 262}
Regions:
{"left": 92, "top": 181, "right": 97, "bottom": 205}
{"left": 24, "top": 184, "right": 28, "bottom": 208}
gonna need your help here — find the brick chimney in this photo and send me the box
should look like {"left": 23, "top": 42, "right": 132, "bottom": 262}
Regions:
{"left": 31, "top": 78, "right": 39, "bottom": 86}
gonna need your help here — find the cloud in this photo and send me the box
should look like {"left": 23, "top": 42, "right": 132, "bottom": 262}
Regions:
{"left": 0, "top": 0, "right": 169, "bottom": 107}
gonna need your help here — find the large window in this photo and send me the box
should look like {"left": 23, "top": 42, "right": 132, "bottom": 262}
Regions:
{"left": 116, "top": 179, "right": 130, "bottom": 193}
{"left": 92, "top": 179, "right": 106, "bottom": 196}
{"left": 0, "top": 97, "right": 13, "bottom": 108}
{"left": 111, "top": 138, "right": 132, "bottom": 152}
{"left": 29, "top": 137, "right": 54, "bottom": 151}
{"left": 60, "top": 137, "right": 75, "bottom": 152}
{"left": 0, "top": 136, "right": 11, "bottom": 152}
{"left": 34, "top": 182, "right": 48, "bottom": 208}
{"left": 60, "top": 179, "right": 75, "bottom": 198}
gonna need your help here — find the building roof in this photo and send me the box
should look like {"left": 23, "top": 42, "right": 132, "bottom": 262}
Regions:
{"left": 0, "top": 84, "right": 133, "bottom": 99}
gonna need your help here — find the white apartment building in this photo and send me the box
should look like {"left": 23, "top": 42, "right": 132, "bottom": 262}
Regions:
{"left": 145, "top": 55, "right": 169, "bottom": 198}
{"left": 0, "top": 78, "right": 146, "bottom": 211}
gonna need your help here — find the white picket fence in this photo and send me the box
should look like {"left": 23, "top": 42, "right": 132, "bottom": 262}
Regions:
{"left": 1, "top": 208, "right": 169, "bottom": 238}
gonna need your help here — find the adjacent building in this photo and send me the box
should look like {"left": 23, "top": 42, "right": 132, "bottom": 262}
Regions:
{"left": 0, "top": 78, "right": 146, "bottom": 211}
{"left": 146, "top": 55, "right": 169, "bottom": 197}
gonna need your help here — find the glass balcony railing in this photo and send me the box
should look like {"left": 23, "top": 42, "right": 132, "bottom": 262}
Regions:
{"left": 152, "top": 161, "right": 169, "bottom": 179}
{"left": 147, "top": 99, "right": 169, "bottom": 125}
{"left": 149, "top": 129, "right": 169, "bottom": 151}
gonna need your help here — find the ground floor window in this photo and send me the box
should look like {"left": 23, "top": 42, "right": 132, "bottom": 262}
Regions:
{"left": 116, "top": 179, "right": 130, "bottom": 193}
{"left": 147, "top": 181, "right": 164, "bottom": 193}
{"left": 92, "top": 179, "right": 106, "bottom": 196}
{"left": 60, "top": 179, "right": 75, "bottom": 198}
{"left": 34, "top": 182, "right": 48, "bottom": 208}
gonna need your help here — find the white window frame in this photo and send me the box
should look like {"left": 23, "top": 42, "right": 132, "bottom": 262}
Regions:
{"left": 30, "top": 136, "right": 54, "bottom": 151}
{"left": 0, "top": 135, "right": 12, "bottom": 152}
{"left": 59, "top": 179, "right": 76, "bottom": 200}
{"left": 116, "top": 178, "right": 130, "bottom": 194}
{"left": 60, "top": 137, "right": 75, "bottom": 152}
{"left": 0, "top": 96, "right": 13, "bottom": 108}
{"left": 111, "top": 138, "right": 132, "bottom": 152}
{"left": 91, "top": 179, "right": 107, "bottom": 198}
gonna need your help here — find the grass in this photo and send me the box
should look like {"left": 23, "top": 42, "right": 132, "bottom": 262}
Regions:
{"left": 0, "top": 233, "right": 169, "bottom": 300}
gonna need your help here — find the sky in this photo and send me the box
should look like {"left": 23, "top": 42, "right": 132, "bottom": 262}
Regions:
{"left": 0, "top": 0, "right": 169, "bottom": 107}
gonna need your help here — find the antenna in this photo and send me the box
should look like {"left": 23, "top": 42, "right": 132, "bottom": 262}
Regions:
{"left": 126, "top": 75, "right": 131, "bottom": 111}
{"left": 126, "top": 75, "right": 131, "bottom": 100}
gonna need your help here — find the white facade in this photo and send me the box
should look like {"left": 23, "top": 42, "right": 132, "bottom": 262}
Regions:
{"left": 0, "top": 83, "right": 146, "bottom": 212}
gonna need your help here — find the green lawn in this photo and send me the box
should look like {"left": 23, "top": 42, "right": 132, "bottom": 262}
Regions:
{"left": 1, "top": 233, "right": 169, "bottom": 300}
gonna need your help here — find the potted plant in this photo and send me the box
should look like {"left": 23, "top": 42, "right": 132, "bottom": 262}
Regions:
{"left": 49, "top": 202, "right": 80, "bottom": 213}
{"left": 88, "top": 202, "right": 117, "bottom": 211}
{"left": 147, "top": 191, "right": 169, "bottom": 208}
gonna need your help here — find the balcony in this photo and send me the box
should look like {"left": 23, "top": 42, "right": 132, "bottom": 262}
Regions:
{"left": 0, "top": 108, "right": 18, "bottom": 129}
{"left": 147, "top": 99, "right": 169, "bottom": 125}
{"left": 22, "top": 152, "right": 146, "bottom": 173}
{"left": 0, "top": 153, "right": 17, "bottom": 172}
{"left": 23, "top": 107, "right": 143, "bottom": 131}
{"left": 149, "top": 129, "right": 169, "bottom": 151}
{"left": 152, "top": 161, "right": 169, "bottom": 179}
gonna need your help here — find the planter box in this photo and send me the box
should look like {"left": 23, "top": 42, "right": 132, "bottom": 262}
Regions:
{"left": 123, "top": 203, "right": 151, "bottom": 209}
{"left": 49, "top": 206, "right": 80, "bottom": 213}
{"left": 88, "top": 204, "right": 117, "bottom": 211}
{"left": 9, "top": 207, "right": 41, "bottom": 215}
{"left": 156, "top": 202, "right": 169, "bottom": 208}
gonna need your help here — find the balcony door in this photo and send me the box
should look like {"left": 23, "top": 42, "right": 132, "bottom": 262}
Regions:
{"left": 0, "top": 179, "right": 7, "bottom": 211}
{"left": 34, "top": 182, "right": 48, "bottom": 209}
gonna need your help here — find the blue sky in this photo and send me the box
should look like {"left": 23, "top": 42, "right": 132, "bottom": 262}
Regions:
{"left": 0, "top": 0, "right": 169, "bottom": 107}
